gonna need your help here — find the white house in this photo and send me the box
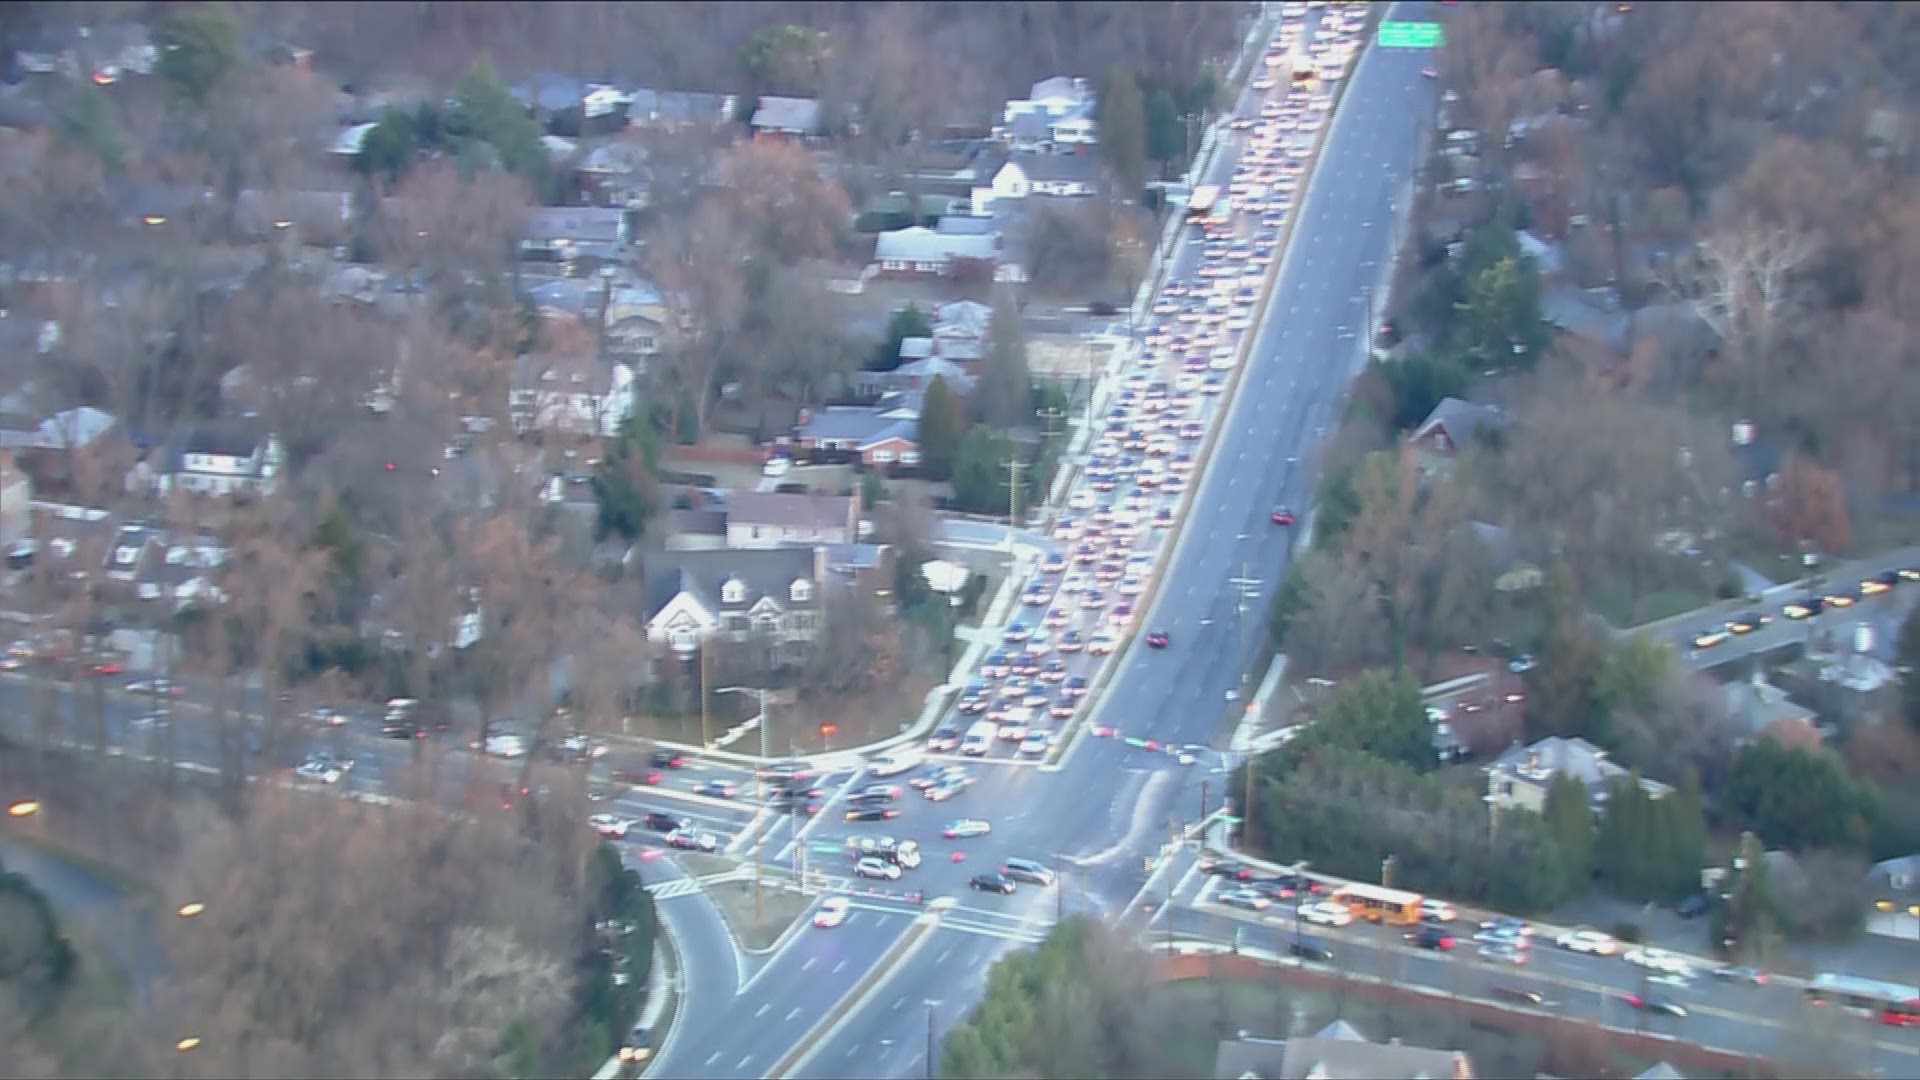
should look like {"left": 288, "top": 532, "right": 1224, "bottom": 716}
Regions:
{"left": 642, "top": 546, "right": 825, "bottom": 662}
{"left": 871, "top": 226, "right": 1000, "bottom": 278}
{"left": 508, "top": 355, "right": 636, "bottom": 438}
{"left": 170, "top": 428, "right": 283, "bottom": 498}
{"left": 997, "top": 77, "right": 1099, "bottom": 151}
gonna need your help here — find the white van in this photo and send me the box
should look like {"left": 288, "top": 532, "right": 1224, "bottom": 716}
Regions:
{"left": 961, "top": 719, "right": 998, "bottom": 756}
{"left": 997, "top": 707, "right": 1033, "bottom": 742}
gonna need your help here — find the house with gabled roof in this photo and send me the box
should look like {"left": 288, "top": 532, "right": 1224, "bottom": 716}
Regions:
{"left": 1408, "top": 397, "right": 1508, "bottom": 458}
{"left": 751, "top": 96, "right": 823, "bottom": 141}
{"left": 642, "top": 546, "right": 825, "bottom": 661}
{"left": 725, "top": 491, "right": 860, "bottom": 550}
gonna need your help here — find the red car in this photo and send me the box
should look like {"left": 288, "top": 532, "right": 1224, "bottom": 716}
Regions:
{"left": 1146, "top": 630, "right": 1171, "bottom": 649}
{"left": 1271, "top": 507, "right": 1295, "bottom": 527}
{"left": 611, "top": 768, "right": 665, "bottom": 787}
{"left": 89, "top": 660, "right": 124, "bottom": 676}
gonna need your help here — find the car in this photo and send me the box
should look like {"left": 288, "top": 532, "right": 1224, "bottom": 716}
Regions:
{"left": 295, "top": 759, "right": 344, "bottom": 784}
{"left": 1088, "top": 633, "right": 1118, "bottom": 655}
{"left": 1299, "top": 901, "right": 1353, "bottom": 927}
{"left": 695, "top": 779, "right": 738, "bottom": 799}
{"left": 1479, "top": 943, "right": 1529, "bottom": 966}
{"left": 1201, "top": 858, "right": 1250, "bottom": 879}
{"left": 1488, "top": 985, "right": 1545, "bottom": 1006}
{"left": 866, "top": 751, "right": 919, "bottom": 778}
{"left": 1479, "top": 916, "right": 1533, "bottom": 937}
{"left": 665, "top": 829, "right": 718, "bottom": 852}
{"left": 853, "top": 784, "right": 903, "bottom": 803}
{"left": 943, "top": 818, "right": 992, "bottom": 839}
{"left": 1271, "top": 507, "right": 1295, "bottom": 526}
{"left": 1726, "top": 611, "right": 1771, "bottom": 634}
{"left": 927, "top": 725, "right": 962, "bottom": 752}
{"left": 588, "top": 813, "right": 634, "bottom": 838}
{"left": 1674, "top": 892, "right": 1712, "bottom": 918}
{"left": 1420, "top": 67, "right": 1437, "bottom": 79}
{"left": 1146, "top": 629, "right": 1171, "bottom": 649}
{"left": 1691, "top": 629, "right": 1729, "bottom": 649}
{"left": 770, "top": 795, "right": 822, "bottom": 817}
{"left": 924, "top": 779, "right": 966, "bottom": 802}
{"left": 1710, "top": 965, "right": 1769, "bottom": 986}
{"left": 757, "top": 760, "right": 816, "bottom": 782}
{"left": 643, "top": 811, "right": 690, "bottom": 833}
{"left": 1419, "top": 899, "right": 1457, "bottom": 923}
{"left": 131, "top": 710, "right": 171, "bottom": 730}
{"left": 126, "top": 678, "right": 184, "bottom": 696}
{"left": 1555, "top": 929, "right": 1618, "bottom": 956}
{"left": 1506, "top": 654, "right": 1537, "bottom": 674}
{"left": 483, "top": 733, "right": 529, "bottom": 759}
{"left": 1288, "top": 939, "right": 1334, "bottom": 963}
{"left": 1408, "top": 925, "right": 1456, "bottom": 951}
{"left": 762, "top": 456, "right": 792, "bottom": 478}
{"left": 970, "top": 873, "right": 1017, "bottom": 894}
{"left": 611, "top": 768, "right": 665, "bottom": 787}
{"left": 1058, "top": 630, "right": 1084, "bottom": 653}
{"left": 854, "top": 856, "right": 903, "bottom": 881}
{"left": 813, "top": 896, "right": 851, "bottom": 928}
{"left": 1623, "top": 946, "right": 1692, "bottom": 975}
{"left": 1782, "top": 597, "right": 1822, "bottom": 620}
{"left": 1623, "top": 994, "right": 1687, "bottom": 1018}
{"left": 1824, "top": 588, "right": 1858, "bottom": 609}
{"left": 846, "top": 806, "right": 901, "bottom": 822}
{"left": 89, "top": 659, "right": 125, "bottom": 676}
{"left": 650, "top": 749, "right": 689, "bottom": 769}
{"left": 1220, "top": 888, "right": 1271, "bottom": 912}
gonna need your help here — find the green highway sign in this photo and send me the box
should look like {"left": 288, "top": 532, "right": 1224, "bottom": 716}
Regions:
{"left": 1220, "top": 815, "right": 1243, "bottom": 825}
{"left": 1377, "top": 21, "right": 1444, "bottom": 49}
{"left": 809, "top": 842, "right": 845, "bottom": 854}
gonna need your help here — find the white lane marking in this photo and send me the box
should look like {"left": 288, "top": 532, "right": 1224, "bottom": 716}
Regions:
{"left": 833, "top": 959, "right": 847, "bottom": 974}
{"left": 755, "top": 1002, "right": 770, "bottom": 1018}
{"left": 705, "top": 1051, "right": 722, "bottom": 1067}
{"left": 801, "top": 956, "right": 816, "bottom": 971}
{"left": 787, "top": 1006, "right": 803, "bottom": 1021}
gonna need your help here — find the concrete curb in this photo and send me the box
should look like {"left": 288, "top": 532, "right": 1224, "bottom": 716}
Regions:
{"left": 768, "top": 909, "right": 944, "bottom": 1078}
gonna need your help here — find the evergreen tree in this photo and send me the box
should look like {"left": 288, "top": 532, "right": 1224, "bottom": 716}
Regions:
{"left": 1594, "top": 775, "right": 1653, "bottom": 898}
{"left": 155, "top": 3, "right": 239, "bottom": 107}
{"left": 916, "top": 376, "right": 963, "bottom": 480}
{"left": 1543, "top": 772, "right": 1594, "bottom": 892}
{"left": 1145, "top": 87, "right": 1184, "bottom": 165}
{"left": 1529, "top": 564, "right": 1609, "bottom": 743}
{"left": 973, "top": 286, "right": 1033, "bottom": 430}
{"left": 1096, "top": 67, "right": 1148, "bottom": 196}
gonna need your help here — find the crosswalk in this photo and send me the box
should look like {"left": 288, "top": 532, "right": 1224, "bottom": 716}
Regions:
{"left": 647, "top": 867, "right": 751, "bottom": 900}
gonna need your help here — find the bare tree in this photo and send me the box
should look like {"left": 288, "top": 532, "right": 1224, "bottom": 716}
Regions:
{"left": 649, "top": 201, "right": 749, "bottom": 438}
{"left": 1683, "top": 220, "right": 1818, "bottom": 417}
{"left": 218, "top": 498, "right": 327, "bottom": 769}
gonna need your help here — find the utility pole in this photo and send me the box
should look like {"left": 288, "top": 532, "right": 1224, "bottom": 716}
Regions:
{"left": 1243, "top": 753, "right": 1257, "bottom": 848}
{"left": 923, "top": 999, "right": 942, "bottom": 1080}
{"left": 698, "top": 647, "right": 710, "bottom": 749}
{"left": 1201, "top": 777, "right": 1211, "bottom": 826}
{"left": 1164, "top": 818, "right": 1179, "bottom": 953}
{"left": 1006, "top": 457, "right": 1025, "bottom": 532}
{"left": 1055, "top": 854, "right": 1066, "bottom": 923}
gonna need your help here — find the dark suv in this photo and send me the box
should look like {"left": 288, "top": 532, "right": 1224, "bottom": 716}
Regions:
{"left": 643, "top": 811, "right": 689, "bottom": 833}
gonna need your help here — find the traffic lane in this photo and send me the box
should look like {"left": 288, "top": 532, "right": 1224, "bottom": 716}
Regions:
{"left": 1676, "top": 582, "right": 1919, "bottom": 671}
{"left": 790, "top": 926, "right": 1012, "bottom": 1080}
{"left": 642, "top": 863, "right": 747, "bottom": 1078}
{"left": 715, "top": 904, "right": 919, "bottom": 1078}
{"left": 1631, "top": 547, "right": 1920, "bottom": 641}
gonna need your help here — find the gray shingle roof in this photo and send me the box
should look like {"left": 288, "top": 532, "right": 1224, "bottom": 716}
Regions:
{"left": 1011, "top": 151, "right": 1097, "bottom": 186}
{"left": 1411, "top": 397, "right": 1507, "bottom": 448}
{"left": 643, "top": 547, "right": 819, "bottom": 620}
{"left": 728, "top": 491, "right": 856, "bottom": 531}
{"left": 797, "top": 408, "right": 917, "bottom": 449}
{"left": 752, "top": 96, "right": 821, "bottom": 134}
{"left": 873, "top": 226, "right": 998, "bottom": 265}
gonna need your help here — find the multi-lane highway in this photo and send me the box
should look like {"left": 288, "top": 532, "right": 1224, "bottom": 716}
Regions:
{"left": 665, "top": 6, "right": 1454, "bottom": 1078}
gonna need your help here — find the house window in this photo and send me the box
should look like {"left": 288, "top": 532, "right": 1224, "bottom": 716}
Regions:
{"left": 871, "top": 449, "right": 895, "bottom": 464}
{"left": 721, "top": 578, "right": 747, "bottom": 604}
{"left": 671, "top": 626, "right": 699, "bottom": 652}
{"left": 754, "top": 612, "right": 779, "bottom": 635}
{"left": 787, "top": 611, "right": 817, "bottom": 636}
{"left": 724, "top": 614, "right": 749, "bottom": 636}
{"left": 790, "top": 579, "right": 812, "bottom": 604}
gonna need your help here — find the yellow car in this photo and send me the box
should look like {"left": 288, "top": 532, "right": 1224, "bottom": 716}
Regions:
{"left": 1860, "top": 578, "right": 1891, "bottom": 597}
{"left": 1782, "top": 600, "right": 1819, "bottom": 620}
{"left": 1692, "top": 630, "right": 1730, "bottom": 649}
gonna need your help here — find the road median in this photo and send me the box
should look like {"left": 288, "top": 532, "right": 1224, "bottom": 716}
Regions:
{"left": 766, "top": 909, "right": 944, "bottom": 1078}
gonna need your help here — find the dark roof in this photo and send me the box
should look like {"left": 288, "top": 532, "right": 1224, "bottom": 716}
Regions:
{"left": 1012, "top": 151, "right": 1097, "bottom": 186}
{"left": 728, "top": 491, "right": 857, "bottom": 531}
{"left": 183, "top": 425, "right": 264, "bottom": 458}
{"left": 1411, "top": 397, "right": 1507, "bottom": 447}
{"left": 643, "top": 547, "right": 820, "bottom": 619}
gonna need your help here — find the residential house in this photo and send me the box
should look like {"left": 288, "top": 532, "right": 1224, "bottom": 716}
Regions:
{"left": 871, "top": 225, "right": 1000, "bottom": 279}
{"left": 751, "top": 96, "right": 823, "bottom": 141}
{"left": 1485, "top": 735, "right": 1673, "bottom": 815}
{"left": 169, "top": 426, "right": 283, "bottom": 498}
{"left": 521, "top": 207, "right": 631, "bottom": 262}
{"left": 1408, "top": 397, "right": 1508, "bottom": 458}
{"left": 511, "top": 75, "right": 592, "bottom": 125}
{"left": 642, "top": 546, "right": 826, "bottom": 661}
{"left": 982, "top": 153, "right": 1099, "bottom": 203}
{"left": 131, "top": 531, "right": 228, "bottom": 609}
{"left": 1721, "top": 673, "right": 1819, "bottom": 742}
{"left": 931, "top": 300, "right": 992, "bottom": 361}
{"left": 1211, "top": 1019, "right": 1474, "bottom": 1080}
{"left": 508, "top": 353, "right": 636, "bottom": 438}
{"left": 103, "top": 522, "right": 155, "bottom": 585}
{"left": 857, "top": 356, "right": 977, "bottom": 401}
{"left": 997, "top": 76, "right": 1099, "bottom": 152}
{"left": 626, "top": 88, "right": 734, "bottom": 130}
{"left": 901, "top": 141, "right": 1008, "bottom": 199}
{"left": 793, "top": 398, "right": 921, "bottom": 469}
{"left": 725, "top": 491, "right": 860, "bottom": 550}
{"left": 662, "top": 506, "right": 728, "bottom": 551}
{"left": 1729, "top": 419, "right": 1783, "bottom": 496}
{"left": 1540, "top": 286, "right": 1712, "bottom": 361}
{"left": 328, "top": 122, "right": 378, "bottom": 166}
{"left": 577, "top": 139, "right": 653, "bottom": 208}
{"left": 1635, "top": 1065, "right": 1687, "bottom": 1080}
{"left": 0, "top": 449, "right": 32, "bottom": 546}
{"left": 822, "top": 542, "right": 892, "bottom": 593}
{"left": 0, "top": 405, "right": 120, "bottom": 497}
{"left": 28, "top": 501, "right": 116, "bottom": 579}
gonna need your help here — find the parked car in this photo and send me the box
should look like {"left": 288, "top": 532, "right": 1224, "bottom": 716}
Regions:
{"left": 588, "top": 813, "right": 634, "bottom": 838}
{"left": 970, "top": 873, "right": 1016, "bottom": 894}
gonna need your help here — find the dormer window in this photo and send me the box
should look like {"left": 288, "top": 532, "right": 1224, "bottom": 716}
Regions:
{"left": 115, "top": 546, "right": 138, "bottom": 565}
{"left": 789, "top": 579, "right": 812, "bottom": 604}
{"left": 721, "top": 578, "right": 747, "bottom": 605}
{"left": 541, "top": 369, "right": 558, "bottom": 382}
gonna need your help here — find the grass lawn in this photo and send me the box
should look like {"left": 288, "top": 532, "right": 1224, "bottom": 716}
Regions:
{"left": 706, "top": 876, "right": 812, "bottom": 952}
{"left": 1729, "top": 539, "right": 1812, "bottom": 588}
{"left": 1588, "top": 583, "right": 1711, "bottom": 630}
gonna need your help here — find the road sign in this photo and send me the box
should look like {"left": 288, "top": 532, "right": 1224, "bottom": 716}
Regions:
{"left": 808, "top": 842, "right": 844, "bottom": 855}
{"left": 1377, "top": 21, "right": 1444, "bottom": 49}
{"left": 1219, "top": 815, "right": 1243, "bottom": 825}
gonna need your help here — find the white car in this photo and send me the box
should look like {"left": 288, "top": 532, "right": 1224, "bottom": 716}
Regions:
{"left": 813, "top": 896, "right": 851, "bottom": 929}
{"left": 1624, "top": 946, "right": 1692, "bottom": 975}
{"left": 588, "top": 813, "right": 634, "bottom": 839}
{"left": 866, "top": 751, "right": 919, "bottom": 778}
{"left": 295, "top": 759, "right": 343, "bottom": 784}
{"left": 1298, "top": 901, "right": 1354, "bottom": 927}
{"left": 1019, "top": 730, "right": 1051, "bottom": 756}
{"left": 1556, "top": 929, "right": 1618, "bottom": 956}
{"left": 483, "top": 734, "right": 528, "bottom": 759}
{"left": 762, "top": 456, "right": 792, "bottom": 478}
{"left": 854, "top": 856, "right": 902, "bottom": 881}
{"left": 1419, "top": 899, "right": 1457, "bottom": 923}
{"left": 943, "top": 818, "right": 992, "bottom": 839}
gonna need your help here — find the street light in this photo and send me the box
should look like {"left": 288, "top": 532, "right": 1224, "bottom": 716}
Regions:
{"left": 923, "top": 998, "right": 942, "bottom": 1080}
{"left": 715, "top": 685, "right": 771, "bottom": 922}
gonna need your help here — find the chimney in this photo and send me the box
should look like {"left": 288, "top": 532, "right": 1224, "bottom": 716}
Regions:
{"left": 1731, "top": 419, "right": 1755, "bottom": 447}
